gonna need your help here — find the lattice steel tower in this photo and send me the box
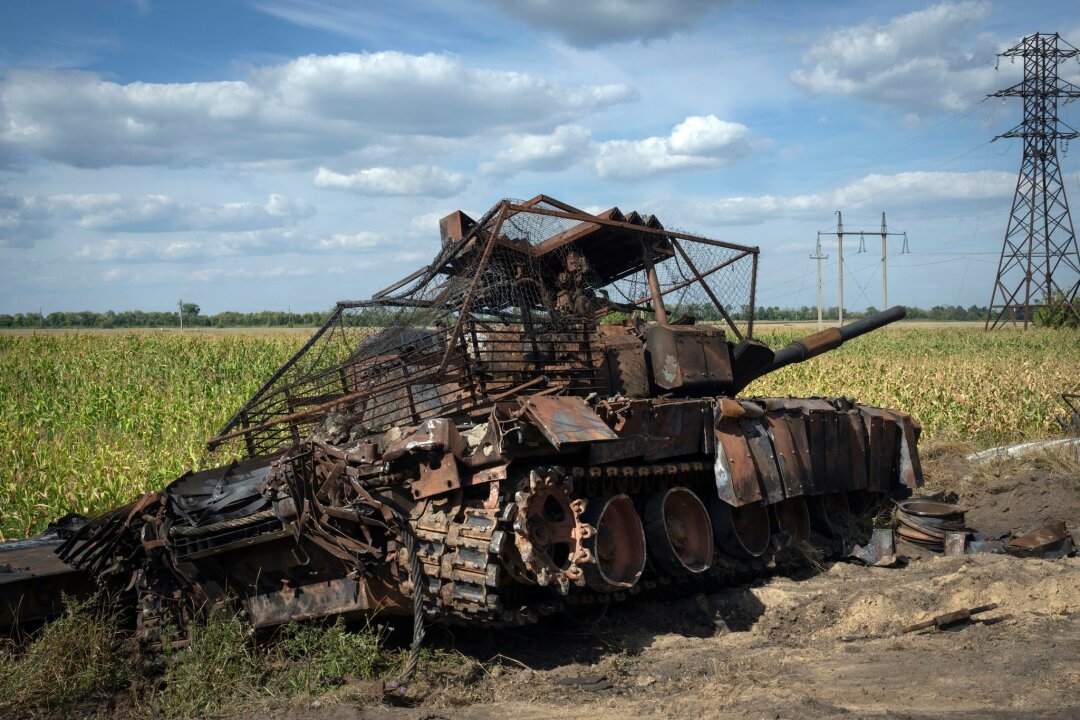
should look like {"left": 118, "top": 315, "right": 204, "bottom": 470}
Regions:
{"left": 986, "top": 32, "right": 1080, "bottom": 330}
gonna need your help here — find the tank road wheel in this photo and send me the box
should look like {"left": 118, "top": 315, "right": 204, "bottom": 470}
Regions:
{"left": 644, "top": 487, "right": 714, "bottom": 576}
{"left": 512, "top": 469, "right": 594, "bottom": 594}
{"left": 770, "top": 497, "right": 811, "bottom": 547}
{"left": 709, "top": 497, "right": 771, "bottom": 558}
{"left": 582, "top": 495, "right": 647, "bottom": 592}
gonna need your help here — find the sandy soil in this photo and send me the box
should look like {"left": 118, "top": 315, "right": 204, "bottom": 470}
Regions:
{"left": 239, "top": 454, "right": 1080, "bottom": 720}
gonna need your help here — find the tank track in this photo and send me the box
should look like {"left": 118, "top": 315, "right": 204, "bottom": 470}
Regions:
{"left": 403, "top": 458, "right": 870, "bottom": 624}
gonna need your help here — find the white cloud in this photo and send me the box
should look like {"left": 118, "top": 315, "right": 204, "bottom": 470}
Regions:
{"left": 479, "top": 115, "right": 763, "bottom": 180}
{"left": 76, "top": 226, "right": 384, "bottom": 263}
{"left": 682, "top": 170, "right": 1015, "bottom": 225}
{"left": 408, "top": 209, "right": 455, "bottom": 238}
{"left": 791, "top": 1, "right": 1003, "bottom": 115}
{"left": 51, "top": 193, "right": 314, "bottom": 232}
{"left": 78, "top": 238, "right": 203, "bottom": 262}
{"left": 0, "top": 53, "right": 636, "bottom": 168}
{"left": 313, "top": 231, "right": 380, "bottom": 250}
{"left": 490, "top": 0, "right": 728, "bottom": 48}
{"left": 593, "top": 115, "right": 758, "bottom": 180}
{"left": 314, "top": 165, "right": 468, "bottom": 197}
{"left": 2, "top": 190, "right": 315, "bottom": 248}
{"left": 480, "top": 124, "right": 592, "bottom": 176}
{"left": 0, "top": 189, "right": 51, "bottom": 247}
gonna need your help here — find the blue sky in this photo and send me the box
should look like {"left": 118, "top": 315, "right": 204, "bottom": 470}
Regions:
{"left": 2, "top": 0, "right": 1079, "bottom": 314}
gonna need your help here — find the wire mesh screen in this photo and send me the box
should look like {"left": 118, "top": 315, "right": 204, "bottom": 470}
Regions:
{"left": 209, "top": 196, "right": 758, "bottom": 459}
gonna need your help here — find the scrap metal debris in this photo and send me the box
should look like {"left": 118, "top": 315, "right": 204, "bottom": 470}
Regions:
{"left": 895, "top": 499, "right": 966, "bottom": 552}
{"left": 900, "top": 603, "right": 1001, "bottom": 635}
{"left": 1004, "top": 522, "right": 1075, "bottom": 559}
{"left": 848, "top": 527, "right": 899, "bottom": 567}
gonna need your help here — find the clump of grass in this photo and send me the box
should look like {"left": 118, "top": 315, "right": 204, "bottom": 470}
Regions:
{"left": 157, "top": 611, "right": 264, "bottom": 719}
{"left": 275, "top": 618, "right": 392, "bottom": 695}
{"left": 157, "top": 613, "right": 395, "bottom": 719}
{"left": 0, "top": 594, "right": 138, "bottom": 718}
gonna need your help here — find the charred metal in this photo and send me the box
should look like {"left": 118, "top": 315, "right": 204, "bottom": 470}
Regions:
{"left": 1, "top": 195, "right": 925, "bottom": 660}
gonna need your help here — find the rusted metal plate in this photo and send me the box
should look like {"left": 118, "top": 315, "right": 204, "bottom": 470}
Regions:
{"left": 863, "top": 411, "right": 885, "bottom": 491}
{"left": 741, "top": 417, "right": 784, "bottom": 504}
{"left": 884, "top": 410, "right": 924, "bottom": 489}
{"left": 411, "top": 452, "right": 462, "bottom": 499}
{"left": 765, "top": 414, "right": 808, "bottom": 498}
{"left": 714, "top": 418, "right": 763, "bottom": 507}
{"left": 597, "top": 332, "right": 648, "bottom": 398}
{"left": 244, "top": 576, "right": 374, "bottom": 628}
{"left": 805, "top": 410, "right": 827, "bottom": 494}
{"left": 860, "top": 407, "right": 906, "bottom": 493}
{"left": 521, "top": 396, "right": 618, "bottom": 448}
{"left": 0, "top": 537, "right": 91, "bottom": 630}
{"left": 643, "top": 324, "right": 732, "bottom": 392}
{"left": 1004, "top": 521, "right": 1073, "bottom": 558}
{"left": 820, "top": 411, "right": 843, "bottom": 493}
{"left": 645, "top": 400, "right": 707, "bottom": 461}
{"left": 846, "top": 411, "right": 870, "bottom": 491}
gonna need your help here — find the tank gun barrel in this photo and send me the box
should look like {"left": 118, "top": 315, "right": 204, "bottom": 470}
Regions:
{"left": 767, "top": 305, "right": 907, "bottom": 374}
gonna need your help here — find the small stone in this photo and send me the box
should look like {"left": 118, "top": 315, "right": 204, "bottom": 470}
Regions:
{"left": 311, "top": 700, "right": 322, "bottom": 709}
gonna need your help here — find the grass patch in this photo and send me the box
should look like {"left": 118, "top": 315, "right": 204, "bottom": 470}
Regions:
{"left": 156, "top": 613, "right": 395, "bottom": 719}
{"left": 0, "top": 594, "right": 138, "bottom": 718}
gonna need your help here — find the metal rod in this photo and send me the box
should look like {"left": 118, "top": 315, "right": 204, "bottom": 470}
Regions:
{"left": 641, "top": 238, "right": 668, "bottom": 324}
{"left": 438, "top": 202, "right": 509, "bottom": 374}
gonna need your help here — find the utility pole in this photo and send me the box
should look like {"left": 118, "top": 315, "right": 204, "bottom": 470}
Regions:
{"left": 178, "top": 299, "right": 183, "bottom": 332}
{"left": 819, "top": 212, "right": 908, "bottom": 322}
{"left": 878, "top": 212, "right": 908, "bottom": 309}
{"left": 837, "top": 211, "right": 844, "bottom": 325}
{"left": 811, "top": 231, "right": 829, "bottom": 329}
{"left": 986, "top": 32, "right": 1080, "bottom": 330}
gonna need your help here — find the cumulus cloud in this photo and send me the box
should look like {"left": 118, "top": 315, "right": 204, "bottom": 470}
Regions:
{"left": 50, "top": 193, "right": 314, "bottom": 232}
{"left": 480, "top": 115, "right": 762, "bottom": 180}
{"left": 408, "top": 209, "right": 455, "bottom": 238}
{"left": 490, "top": 0, "right": 728, "bottom": 48}
{"left": 314, "top": 165, "right": 468, "bottom": 196}
{"left": 681, "top": 170, "right": 1014, "bottom": 225}
{"left": 75, "top": 226, "right": 382, "bottom": 263}
{"left": 0, "top": 53, "right": 636, "bottom": 168}
{"left": 480, "top": 125, "right": 592, "bottom": 176}
{"left": 2, "top": 190, "right": 315, "bottom": 248}
{"left": 593, "top": 115, "right": 758, "bottom": 180}
{"left": 791, "top": 1, "right": 1003, "bottom": 115}
{"left": 312, "top": 231, "right": 380, "bottom": 250}
{"left": 0, "top": 189, "right": 52, "bottom": 247}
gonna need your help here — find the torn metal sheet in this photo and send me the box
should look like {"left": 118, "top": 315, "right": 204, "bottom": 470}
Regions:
{"left": 849, "top": 527, "right": 899, "bottom": 567}
{"left": 1004, "top": 522, "right": 1075, "bottom": 559}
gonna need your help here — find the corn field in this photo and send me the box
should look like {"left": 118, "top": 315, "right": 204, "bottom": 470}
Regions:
{"left": 1, "top": 327, "right": 1077, "bottom": 540}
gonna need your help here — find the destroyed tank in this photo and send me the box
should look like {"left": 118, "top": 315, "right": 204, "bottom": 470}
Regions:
{"left": 0, "top": 195, "right": 922, "bottom": 652}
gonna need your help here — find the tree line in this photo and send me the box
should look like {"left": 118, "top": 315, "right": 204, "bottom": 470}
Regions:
{"left": 0, "top": 303, "right": 1056, "bottom": 329}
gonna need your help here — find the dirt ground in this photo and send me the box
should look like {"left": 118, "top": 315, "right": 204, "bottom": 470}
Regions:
{"left": 239, "top": 450, "right": 1080, "bottom": 720}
